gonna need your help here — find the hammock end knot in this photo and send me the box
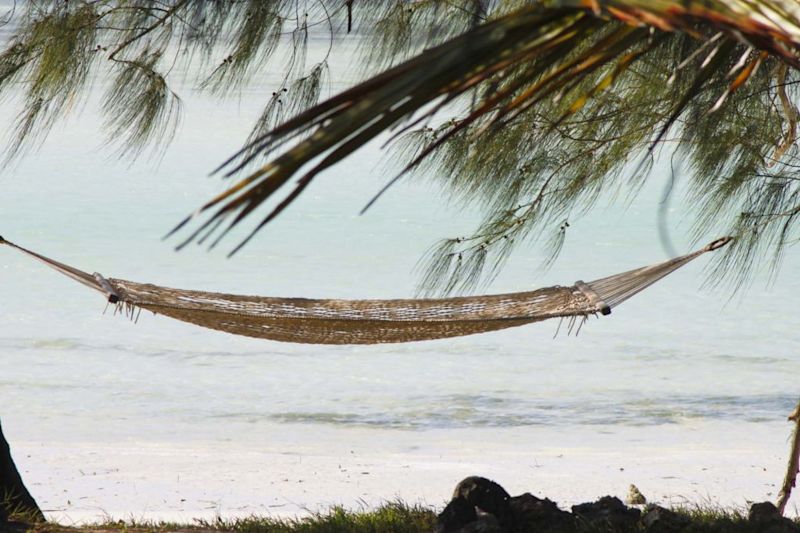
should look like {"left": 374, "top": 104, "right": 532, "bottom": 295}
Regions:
{"left": 706, "top": 236, "right": 733, "bottom": 252}
{"left": 92, "top": 272, "right": 122, "bottom": 305}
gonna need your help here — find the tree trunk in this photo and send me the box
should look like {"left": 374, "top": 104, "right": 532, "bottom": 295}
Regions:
{"left": 777, "top": 399, "right": 800, "bottom": 515}
{"left": 0, "top": 419, "right": 45, "bottom": 523}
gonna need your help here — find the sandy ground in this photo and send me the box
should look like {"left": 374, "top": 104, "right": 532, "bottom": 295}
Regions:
{"left": 10, "top": 420, "right": 799, "bottom": 525}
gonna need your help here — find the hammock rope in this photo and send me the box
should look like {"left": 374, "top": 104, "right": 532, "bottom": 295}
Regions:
{"left": 0, "top": 235, "right": 731, "bottom": 344}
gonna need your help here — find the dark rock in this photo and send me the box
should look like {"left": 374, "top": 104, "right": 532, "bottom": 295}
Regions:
{"left": 437, "top": 477, "right": 512, "bottom": 532}
{"left": 453, "top": 477, "right": 513, "bottom": 520}
{"left": 641, "top": 504, "right": 691, "bottom": 533}
{"left": 749, "top": 501, "right": 782, "bottom": 522}
{"left": 436, "top": 496, "right": 478, "bottom": 532}
{"left": 438, "top": 477, "right": 578, "bottom": 532}
{"left": 747, "top": 501, "right": 800, "bottom": 533}
{"left": 509, "top": 493, "right": 576, "bottom": 532}
{"left": 455, "top": 477, "right": 513, "bottom": 529}
{"left": 462, "top": 512, "right": 503, "bottom": 533}
{"left": 439, "top": 513, "right": 503, "bottom": 533}
{"left": 572, "top": 496, "right": 640, "bottom": 531}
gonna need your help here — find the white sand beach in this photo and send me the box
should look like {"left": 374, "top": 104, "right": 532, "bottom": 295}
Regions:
{"left": 10, "top": 420, "right": 797, "bottom": 524}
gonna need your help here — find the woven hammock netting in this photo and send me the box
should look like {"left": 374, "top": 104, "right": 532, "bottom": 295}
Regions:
{"left": 0, "top": 236, "right": 731, "bottom": 344}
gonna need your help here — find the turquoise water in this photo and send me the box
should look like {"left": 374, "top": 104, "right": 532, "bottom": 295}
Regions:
{"left": 1, "top": 33, "right": 799, "bottom": 448}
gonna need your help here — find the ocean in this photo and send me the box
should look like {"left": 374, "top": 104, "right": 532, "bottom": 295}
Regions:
{"left": 1, "top": 25, "right": 799, "bottom": 522}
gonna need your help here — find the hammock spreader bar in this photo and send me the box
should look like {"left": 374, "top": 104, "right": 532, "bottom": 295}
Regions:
{"left": 0, "top": 235, "right": 732, "bottom": 344}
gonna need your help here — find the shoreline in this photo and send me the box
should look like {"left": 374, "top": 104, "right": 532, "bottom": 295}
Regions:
{"left": 10, "top": 420, "right": 798, "bottom": 524}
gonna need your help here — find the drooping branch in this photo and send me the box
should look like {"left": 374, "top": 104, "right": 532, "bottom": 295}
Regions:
{"left": 168, "top": 0, "right": 800, "bottom": 280}
{"left": 0, "top": 0, "right": 357, "bottom": 161}
{"left": 2, "top": 2, "right": 800, "bottom": 292}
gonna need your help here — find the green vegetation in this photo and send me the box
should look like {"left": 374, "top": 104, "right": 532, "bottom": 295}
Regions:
{"left": 7, "top": 503, "right": 437, "bottom": 533}
{"left": 4, "top": 501, "right": 800, "bottom": 533}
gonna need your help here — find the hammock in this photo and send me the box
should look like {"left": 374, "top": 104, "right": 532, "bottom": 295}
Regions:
{"left": 0, "top": 235, "right": 731, "bottom": 345}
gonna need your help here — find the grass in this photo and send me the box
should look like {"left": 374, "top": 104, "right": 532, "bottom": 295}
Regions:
{"left": 2, "top": 503, "right": 438, "bottom": 533}
{"left": 3, "top": 501, "right": 800, "bottom": 533}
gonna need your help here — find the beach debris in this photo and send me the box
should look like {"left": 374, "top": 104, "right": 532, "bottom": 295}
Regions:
{"left": 626, "top": 483, "right": 647, "bottom": 505}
